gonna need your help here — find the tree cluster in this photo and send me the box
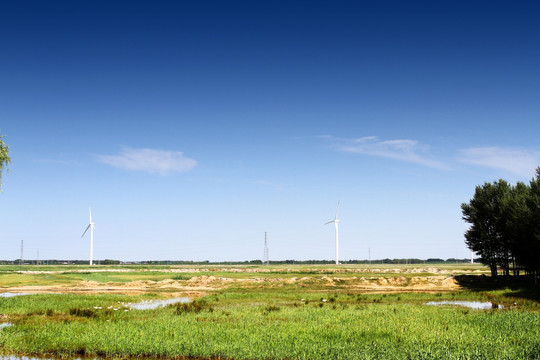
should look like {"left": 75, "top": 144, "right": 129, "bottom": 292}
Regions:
{"left": 461, "top": 168, "right": 540, "bottom": 280}
{"left": 0, "top": 132, "right": 10, "bottom": 190}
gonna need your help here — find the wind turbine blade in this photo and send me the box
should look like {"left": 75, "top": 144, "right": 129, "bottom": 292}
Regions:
{"left": 89, "top": 206, "right": 92, "bottom": 223}
{"left": 335, "top": 200, "right": 340, "bottom": 220}
{"left": 81, "top": 224, "right": 91, "bottom": 237}
{"left": 324, "top": 220, "right": 334, "bottom": 225}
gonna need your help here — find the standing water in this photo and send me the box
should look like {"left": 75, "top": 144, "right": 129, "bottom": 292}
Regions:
{"left": 130, "top": 297, "right": 190, "bottom": 310}
{"left": 0, "top": 293, "right": 31, "bottom": 298}
{"left": 425, "top": 301, "right": 503, "bottom": 309}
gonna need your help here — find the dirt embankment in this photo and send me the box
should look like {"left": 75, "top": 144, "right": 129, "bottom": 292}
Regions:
{"left": 2, "top": 274, "right": 461, "bottom": 295}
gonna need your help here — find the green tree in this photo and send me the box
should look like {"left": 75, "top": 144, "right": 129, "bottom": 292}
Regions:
{"left": 461, "top": 180, "right": 512, "bottom": 277}
{"left": 505, "top": 181, "right": 531, "bottom": 275}
{"left": 523, "top": 168, "right": 540, "bottom": 283}
{"left": 462, "top": 169, "right": 540, "bottom": 280}
{"left": 0, "top": 133, "right": 10, "bottom": 190}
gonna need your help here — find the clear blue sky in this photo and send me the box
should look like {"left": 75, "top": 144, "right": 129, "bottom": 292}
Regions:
{"left": 1, "top": 1, "right": 539, "bottom": 262}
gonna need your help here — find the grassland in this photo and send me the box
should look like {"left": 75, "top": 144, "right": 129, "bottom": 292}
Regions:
{"left": 1, "top": 264, "right": 539, "bottom": 359}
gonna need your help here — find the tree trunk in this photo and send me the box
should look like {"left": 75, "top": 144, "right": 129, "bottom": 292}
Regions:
{"left": 490, "top": 264, "right": 498, "bottom": 277}
{"left": 512, "top": 258, "right": 519, "bottom": 276}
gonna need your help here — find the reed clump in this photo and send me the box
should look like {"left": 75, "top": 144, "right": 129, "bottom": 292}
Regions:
{"left": 69, "top": 307, "right": 97, "bottom": 318}
{"left": 172, "top": 299, "right": 213, "bottom": 315}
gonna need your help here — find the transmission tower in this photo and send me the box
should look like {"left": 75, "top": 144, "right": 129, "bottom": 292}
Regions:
{"left": 263, "top": 232, "right": 269, "bottom": 266}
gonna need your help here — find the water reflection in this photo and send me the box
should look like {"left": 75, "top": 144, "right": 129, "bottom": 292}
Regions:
{"left": 425, "top": 301, "right": 503, "bottom": 309}
{"left": 0, "top": 293, "right": 31, "bottom": 298}
{"left": 130, "top": 297, "right": 190, "bottom": 310}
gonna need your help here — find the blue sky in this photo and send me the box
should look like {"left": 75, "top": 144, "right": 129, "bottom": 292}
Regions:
{"left": 1, "top": 1, "right": 539, "bottom": 262}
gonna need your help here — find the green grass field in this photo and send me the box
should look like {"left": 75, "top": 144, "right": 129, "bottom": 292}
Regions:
{"left": 0, "top": 264, "right": 539, "bottom": 359}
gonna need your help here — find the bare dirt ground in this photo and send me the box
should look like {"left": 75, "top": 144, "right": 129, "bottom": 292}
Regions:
{"left": 1, "top": 267, "right": 471, "bottom": 295}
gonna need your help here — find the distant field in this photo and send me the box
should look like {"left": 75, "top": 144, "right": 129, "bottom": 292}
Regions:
{"left": 1, "top": 264, "right": 539, "bottom": 360}
{"left": 0, "top": 263, "right": 489, "bottom": 288}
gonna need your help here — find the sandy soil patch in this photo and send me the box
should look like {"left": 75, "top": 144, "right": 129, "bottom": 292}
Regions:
{"left": 1, "top": 273, "right": 461, "bottom": 294}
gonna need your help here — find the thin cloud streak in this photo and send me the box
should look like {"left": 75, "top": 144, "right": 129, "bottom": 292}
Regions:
{"left": 323, "top": 136, "right": 448, "bottom": 169}
{"left": 458, "top": 147, "right": 540, "bottom": 177}
{"left": 97, "top": 147, "right": 197, "bottom": 175}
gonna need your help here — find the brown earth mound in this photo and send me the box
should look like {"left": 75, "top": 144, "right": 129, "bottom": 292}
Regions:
{"left": 3, "top": 269, "right": 464, "bottom": 294}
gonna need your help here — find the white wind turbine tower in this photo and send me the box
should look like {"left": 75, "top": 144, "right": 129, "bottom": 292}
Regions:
{"left": 325, "top": 201, "right": 341, "bottom": 265}
{"left": 81, "top": 207, "right": 96, "bottom": 265}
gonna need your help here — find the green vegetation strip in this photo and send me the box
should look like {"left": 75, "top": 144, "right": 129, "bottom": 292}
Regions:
{"left": 1, "top": 290, "right": 539, "bottom": 360}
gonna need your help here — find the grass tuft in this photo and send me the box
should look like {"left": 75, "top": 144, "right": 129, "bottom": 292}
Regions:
{"left": 173, "top": 300, "right": 212, "bottom": 315}
{"left": 264, "top": 305, "right": 280, "bottom": 313}
{"left": 69, "top": 307, "right": 96, "bottom": 318}
{"left": 172, "top": 274, "right": 192, "bottom": 281}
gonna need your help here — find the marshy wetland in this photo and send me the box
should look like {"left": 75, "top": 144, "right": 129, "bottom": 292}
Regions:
{"left": 1, "top": 264, "right": 539, "bottom": 359}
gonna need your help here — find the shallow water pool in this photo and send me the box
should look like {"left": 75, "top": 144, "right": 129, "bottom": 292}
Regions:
{"left": 130, "top": 297, "right": 190, "bottom": 310}
{"left": 0, "top": 293, "right": 31, "bottom": 298}
{"left": 425, "top": 301, "right": 503, "bottom": 309}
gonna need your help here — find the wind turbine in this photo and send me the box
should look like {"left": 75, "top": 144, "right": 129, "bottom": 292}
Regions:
{"left": 81, "top": 207, "right": 96, "bottom": 265}
{"left": 325, "top": 201, "right": 341, "bottom": 265}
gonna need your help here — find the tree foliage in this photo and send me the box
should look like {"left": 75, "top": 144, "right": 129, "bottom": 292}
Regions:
{"left": 462, "top": 168, "right": 540, "bottom": 280}
{"left": 0, "top": 132, "right": 11, "bottom": 190}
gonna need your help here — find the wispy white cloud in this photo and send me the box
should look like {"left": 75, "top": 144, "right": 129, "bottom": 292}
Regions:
{"left": 322, "top": 135, "right": 447, "bottom": 169}
{"left": 458, "top": 147, "right": 540, "bottom": 177}
{"left": 97, "top": 147, "right": 197, "bottom": 175}
{"left": 35, "top": 156, "right": 77, "bottom": 166}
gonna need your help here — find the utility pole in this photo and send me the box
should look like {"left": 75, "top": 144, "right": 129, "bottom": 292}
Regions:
{"left": 263, "top": 232, "right": 269, "bottom": 266}
{"left": 20, "top": 240, "right": 24, "bottom": 265}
